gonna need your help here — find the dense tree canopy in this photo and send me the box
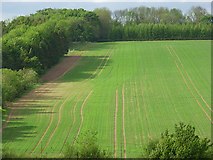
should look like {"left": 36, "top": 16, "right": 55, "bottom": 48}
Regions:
{"left": 112, "top": 6, "right": 212, "bottom": 24}
{"left": 110, "top": 6, "right": 212, "bottom": 41}
{"left": 94, "top": 8, "right": 112, "bottom": 40}
{"left": 2, "top": 9, "right": 100, "bottom": 74}
{"left": 187, "top": 6, "right": 209, "bottom": 23}
{"left": 109, "top": 23, "right": 211, "bottom": 41}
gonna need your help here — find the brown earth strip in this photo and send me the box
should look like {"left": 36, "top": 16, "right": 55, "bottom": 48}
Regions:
{"left": 3, "top": 45, "right": 111, "bottom": 155}
{"left": 122, "top": 85, "right": 127, "bottom": 158}
{"left": 2, "top": 55, "right": 81, "bottom": 132}
{"left": 1, "top": 82, "right": 57, "bottom": 134}
{"left": 35, "top": 47, "right": 108, "bottom": 151}
{"left": 3, "top": 83, "right": 59, "bottom": 152}
{"left": 2, "top": 49, "right": 86, "bottom": 155}
{"left": 41, "top": 56, "right": 81, "bottom": 82}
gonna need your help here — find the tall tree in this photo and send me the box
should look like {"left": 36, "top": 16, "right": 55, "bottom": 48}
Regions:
{"left": 94, "top": 8, "right": 112, "bottom": 40}
{"left": 187, "top": 6, "right": 208, "bottom": 23}
{"left": 169, "top": 8, "right": 184, "bottom": 24}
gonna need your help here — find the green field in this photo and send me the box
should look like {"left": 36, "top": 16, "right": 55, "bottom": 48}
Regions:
{"left": 3, "top": 40, "right": 211, "bottom": 158}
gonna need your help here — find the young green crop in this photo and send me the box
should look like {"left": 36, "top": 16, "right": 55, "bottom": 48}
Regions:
{"left": 2, "top": 40, "right": 211, "bottom": 158}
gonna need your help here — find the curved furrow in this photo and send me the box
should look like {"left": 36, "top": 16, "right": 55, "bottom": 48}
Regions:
{"left": 40, "top": 95, "right": 70, "bottom": 153}
{"left": 59, "top": 94, "right": 83, "bottom": 153}
{"left": 30, "top": 99, "right": 62, "bottom": 154}
{"left": 73, "top": 90, "right": 93, "bottom": 142}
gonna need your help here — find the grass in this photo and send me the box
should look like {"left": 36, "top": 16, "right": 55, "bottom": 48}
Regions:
{"left": 2, "top": 40, "right": 211, "bottom": 158}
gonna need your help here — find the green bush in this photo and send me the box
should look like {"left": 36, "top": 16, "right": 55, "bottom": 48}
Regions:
{"left": 143, "top": 122, "right": 212, "bottom": 159}
{"left": 2, "top": 68, "right": 38, "bottom": 106}
{"left": 64, "top": 130, "right": 111, "bottom": 158}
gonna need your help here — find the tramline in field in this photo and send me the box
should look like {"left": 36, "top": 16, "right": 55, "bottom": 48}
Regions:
{"left": 2, "top": 40, "right": 211, "bottom": 158}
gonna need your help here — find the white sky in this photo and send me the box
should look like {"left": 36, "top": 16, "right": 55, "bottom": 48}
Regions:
{"left": 1, "top": 1, "right": 212, "bottom": 21}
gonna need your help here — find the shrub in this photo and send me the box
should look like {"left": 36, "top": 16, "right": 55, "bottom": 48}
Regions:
{"left": 143, "top": 122, "right": 212, "bottom": 159}
{"left": 2, "top": 68, "right": 38, "bottom": 106}
{"left": 64, "top": 130, "right": 111, "bottom": 158}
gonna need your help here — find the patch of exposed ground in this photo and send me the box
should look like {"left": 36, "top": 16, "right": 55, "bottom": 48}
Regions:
{"left": 41, "top": 56, "right": 81, "bottom": 82}
{"left": 2, "top": 56, "right": 81, "bottom": 133}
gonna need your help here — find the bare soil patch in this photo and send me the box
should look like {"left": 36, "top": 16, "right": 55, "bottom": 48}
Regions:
{"left": 2, "top": 56, "right": 81, "bottom": 133}
{"left": 41, "top": 56, "right": 81, "bottom": 82}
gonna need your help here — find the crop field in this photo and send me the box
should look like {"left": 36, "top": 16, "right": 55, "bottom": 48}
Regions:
{"left": 2, "top": 40, "right": 211, "bottom": 158}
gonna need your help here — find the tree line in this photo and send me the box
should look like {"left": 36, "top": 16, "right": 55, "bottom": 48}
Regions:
{"left": 2, "top": 6, "right": 212, "bottom": 72}
{"left": 108, "top": 6, "right": 212, "bottom": 41}
{"left": 1, "top": 8, "right": 100, "bottom": 106}
{"left": 2, "top": 8, "right": 100, "bottom": 74}
{"left": 109, "top": 23, "right": 211, "bottom": 41}
{"left": 112, "top": 6, "right": 212, "bottom": 24}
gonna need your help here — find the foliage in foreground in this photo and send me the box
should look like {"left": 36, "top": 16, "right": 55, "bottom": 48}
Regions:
{"left": 143, "top": 122, "right": 212, "bottom": 159}
{"left": 2, "top": 147, "right": 17, "bottom": 158}
{"left": 1, "top": 146, "right": 27, "bottom": 158}
{"left": 64, "top": 130, "right": 111, "bottom": 158}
